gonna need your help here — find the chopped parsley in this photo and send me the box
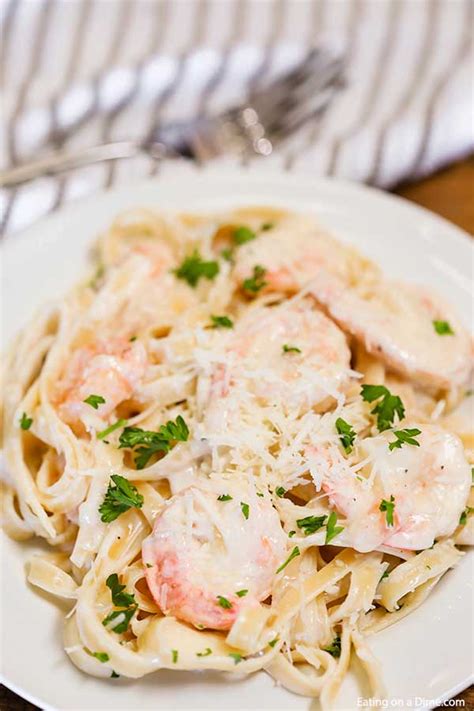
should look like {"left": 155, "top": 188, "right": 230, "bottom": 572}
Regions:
{"left": 379, "top": 496, "right": 396, "bottom": 527}
{"left": 296, "top": 515, "right": 327, "bottom": 536}
{"left": 361, "top": 384, "right": 405, "bottom": 432}
{"left": 268, "top": 636, "right": 279, "bottom": 648}
{"left": 276, "top": 546, "right": 300, "bottom": 574}
{"left": 380, "top": 570, "right": 390, "bottom": 581}
{"left": 459, "top": 506, "right": 473, "bottom": 526}
{"left": 240, "top": 501, "right": 250, "bottom": 520}
{"left": 217, "top": 595, "right": 232, "bottom": 609}
{"left": 119, "top": 415, "right": 189, "bottom": 469}
{"left": 282, "top": 344, "right": 301, "bottom": 354}
{"left": 221, "top": 247, "right": 234, "bottom": 262}
{"left": 261, "top": 222, "right": 274, "bottom": 231}
{"left": 388, "top": 427, "right": 421, "bottom": 451}
{"left": 233, "top": 226, "right": 256, "bottom": 245}
{"left": 472, "top": 467, "right": 474, "bottom": 484}
{"left": 217, "top": 494, "right": 233, "bottom": 502}
{"left": 97, "top": 418, "right": 128, "bottom": 441}
{"left": 196, "top": 648, "right": 212, "bottom": 657}
{"left": 89, "top": 264, "right": 105, "bottom": 289}
{"left": 335, "top": 417, "right": 356, "bottom": 454}
{"left": 102, "top": 573, "right": 138, "bottom": 633}
{"left": 91, "top": 651, "right": 109, "bottom": 663}
{"left": 288, "top": 530, "right": 296, "bottom": 538}
{"left": 229, "top": 653, "right": 243, "bottom": 665}
{"left": 323, "top": 636, "right": 341, "bottom": 658}
{"left": 111, "top": 671, "right": 120, "bottom": 678}
{"left": 172, "top": 649, "right": 179, "bottom": 663}
{"left": 99, "top": 474, "right": 144, "bottom": 523}
{"left": 19, "top": 412, "right": 32, "bottom": 430}
{"left": 84, "top": 394, "right": 106, "bottom": 409}
{"left": 174, "top": 250, "right": 219, "bottom": 287}
{"left": 275, "top": 486, "right": 286, "bottom": 498}
{"left": 210, "top": 314, "right": 234, "bottom": 329}
{"left": 433, "top": 320, "right": 454, "bottom": 335}
{"left": 325, "top": 512, "right": 344, "bottom": 544}
{"left": 236, "top": 589, "right": 248, "bottom": 597}
{"left": 242, "top": 265, "right": 267, "bottom": 294}
{"left": 129, "top": 335, "right": 137, "bottom": 342}
{"left": 102, "top": 605, "right": 137, "bottom": 634}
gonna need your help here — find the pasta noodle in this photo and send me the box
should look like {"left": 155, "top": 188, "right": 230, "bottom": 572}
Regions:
{"left": 1, "top": 207, "right": 472, "bottom": 707}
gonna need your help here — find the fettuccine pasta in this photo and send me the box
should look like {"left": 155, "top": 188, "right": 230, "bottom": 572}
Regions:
{"left": 2, "top": 207, "right": 472, "bottom": 707}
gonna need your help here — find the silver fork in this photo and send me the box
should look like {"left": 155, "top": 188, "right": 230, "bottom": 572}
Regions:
{"left": 1, "top": 48, "right": 345, "bottom": 188}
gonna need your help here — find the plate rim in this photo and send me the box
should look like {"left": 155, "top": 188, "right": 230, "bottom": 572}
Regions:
{"left": 1, "top": 164, "right": 472, "bottom": 711}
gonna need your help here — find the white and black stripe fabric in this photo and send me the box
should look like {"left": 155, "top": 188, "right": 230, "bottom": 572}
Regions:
{"left": 1, "top": 0, "right": 473, "bottom": 236}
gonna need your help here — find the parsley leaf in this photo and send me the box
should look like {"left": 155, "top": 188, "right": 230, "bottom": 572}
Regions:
{"left": 236, "top": 589, "right": 248, "bottom": 597}
{"left": 106, "top": 573, "right": 136, "bottom": 607}
{"left": 99, "top": 475, "right": 144, "bottom": 523}
{"left": 221, "top": 247, "right": 234, "bottom": 262}
{"left": 229, "top": 653, "right": 243, "bottom": 664}
{"left": 216, "top": 595, "right": 232, "bottom": 609}
{"left": 282, "top": 344, "right": 301, "bottom": 354}
{"left": 276, "top": 546, "right": 300, "bottom": 573}
{"left": 296, "top": 514, "right": 327, "bottom": 536}
{"left": 379, "top": 496, "right": 395, "bottom": 526}
{"left": 84, "top": 394, "right": 106, "bottom": 409}
{"left": 233, "top": 226, "right": 256, "bottom": 245}
{"left": 20, "top": 412, "right": 33, "bottom": 430}
{"left": 240, "top": 501, "right": 250, "bottom": 520}
{"left": 197, "top": 648, "right": 212, "bottom": 657}
{"left": 388, "top": 428, "right": 421, "bottom": 451}
{"left": 323, "top": 636, "right": 341, "bottom": 658}
{"left": 210, "top": 314, "right": 234, "bottom": 329}
{"left": 242, "top": 265, "right": 267, "bottom": 294}
{"left": 335, "top": 417, "right": 356, "bottom": 454}
{"left": 325, "top": 512, "right": 344, "bottom": 544}
{"left": 361, "top": 384, "right": 405, "bottom": 432}
{"left": 97, "top": 418, "right": 128, "bottom": 441}
{"left": 459, "top": 506, "right": 474, "bottom": 526}
{"left": 174, "top": 250, "right": 219, "bottom": 287}
{"left": 89, "top": 264, "right": 105, "bottom": 289}
{"left": 102, "top": 573, "right": 138, "bottom": 634}
{"left": 91, "top": 651, "right": 109, "bottom": 663}
{"left": 268, "top": 636, "right": 279, "bottom": 648}
{"left": 275, "top": 486, "right": 286, "bottom": 498}
{"left": 217, "top": 494, "right": 233, "bottom": 502}
{"left": 172, "top": 649, "right": 179, "bottom": 663}
{"left": 119, "top": 415, "right": 189, "bottom": 469}
{"left": 433, "top": 320, "right": 454, "bottom": 335}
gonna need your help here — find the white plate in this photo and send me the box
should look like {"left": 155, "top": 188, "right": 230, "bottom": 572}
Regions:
{"left": 1, "top": 165, "right": 473, "bottom": 711}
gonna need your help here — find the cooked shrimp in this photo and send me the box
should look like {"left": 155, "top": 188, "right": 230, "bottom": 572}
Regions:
{"left": 313, "top": 424, "right": 471, "bottom": 552}
{"left": 55, "top": 338, "right": 147, "bottom": 426}
{"left": 232, "top": 214, "right": 372, "bottom": 295}
{"left": 206, "top": 298, "right": 352, "bottom": 420}
{"left": 232, "top": 214, "right": 471, "bottom": 391}
{"left": 310, "top": 273, "right": 472, "bottom": 391}
{"left": 142, "top": 483, "right": 287, "bottom": 630}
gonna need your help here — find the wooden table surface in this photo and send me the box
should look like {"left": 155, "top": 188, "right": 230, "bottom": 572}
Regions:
{"left": 2, "top": 159, "right": 473, "bottom": 711}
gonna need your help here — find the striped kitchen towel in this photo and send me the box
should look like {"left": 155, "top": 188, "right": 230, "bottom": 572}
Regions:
{"left": 1, "top": 0, "right": 473, "bottom": 236}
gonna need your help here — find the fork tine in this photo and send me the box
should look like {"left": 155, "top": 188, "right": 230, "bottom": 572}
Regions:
{"left": 250, "top": 52, "right": 346, "bottom": 130}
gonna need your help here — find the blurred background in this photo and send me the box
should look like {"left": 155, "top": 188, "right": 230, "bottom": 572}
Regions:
{"left": 1, "top": 0, "right": 473, "bottom": 238}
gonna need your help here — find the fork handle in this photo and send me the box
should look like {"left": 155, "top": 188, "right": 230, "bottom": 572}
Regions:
{"left": 0, "top": 141, "right": 147, "bottom": 188}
